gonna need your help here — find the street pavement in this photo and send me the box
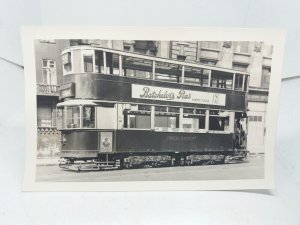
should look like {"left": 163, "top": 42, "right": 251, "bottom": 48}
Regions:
{"left": 36, "top": 157, "right": 264, "bottom": 182}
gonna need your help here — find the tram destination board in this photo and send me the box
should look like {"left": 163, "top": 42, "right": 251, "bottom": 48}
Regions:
{"left": 22, "top": 27, "right": 285, "bottom": 191}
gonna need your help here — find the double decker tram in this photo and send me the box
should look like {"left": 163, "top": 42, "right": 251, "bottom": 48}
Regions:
{"left": 57, "top": 45, "right": 249, "bottom": 171}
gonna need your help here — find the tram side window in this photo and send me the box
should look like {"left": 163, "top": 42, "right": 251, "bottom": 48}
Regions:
{"left": 122, "top": 56, "right": 153, "bottom": 79}
{"left": 182, "top": 108, "right": 205, "bottom": 129}
{"left": 62, "top": 52, "right": 72, "bottom": 74}
{"left": 95, "top": 51, "right": 105, "bottom": 73}
{"left": 106, "top": 53, "right": 120, "bottom": 75}
{"left": 184, "top": 66, "right": 209, "bottom": 87}
{"left": 155, "top": 61, "right": 182, "bottom": 83}
{"left": 82, "top": 106, "right": 95, "bottom": 128}
{"left": 128, "top": 114, "right": 151, "bottom": 129}
{"left": 154, "top": 106, "right": 179, "bottom": 128}
{"left": 123, "top": 104, "right": 151, "bottom": 129}
{"left": 56, "top": 107, "right": 64, "bottom": 129}
{"left": 211, "top": 71, "right": 233, "bottom": 89}
{"left": 235, "top": 74, "right": 244, "bottom": 90}
{"left": 209, "top": 110, "right": 229, "bottom": 131}
{"left": 66, "top": 106, "right": 80, "bottom": 128}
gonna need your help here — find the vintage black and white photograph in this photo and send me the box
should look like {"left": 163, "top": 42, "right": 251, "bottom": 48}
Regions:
{"left": 22, "top": 27, "right": 285, "bottom": 191}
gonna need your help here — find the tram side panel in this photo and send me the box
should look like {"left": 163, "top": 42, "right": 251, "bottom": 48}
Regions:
{"left": 60, "top": 131, "right": 99, "bottom": 159}
{"left": 60, "top": 130, "right": 233, "bottom": 158}
{"left": 115, "top": 130, "right": 233, "bottom": 153}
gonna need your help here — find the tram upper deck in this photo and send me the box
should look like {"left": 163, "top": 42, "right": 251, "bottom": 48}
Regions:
{"left": 59, "top": 46, "right": 249, "bottom": 112}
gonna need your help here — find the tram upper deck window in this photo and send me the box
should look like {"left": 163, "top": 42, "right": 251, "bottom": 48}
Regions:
{"left": 82, "top": 50, "right": 95, "bottom": 73}
{"left": 210, "top": 71, "right": 233, "bottom": 89}
{"left": 243, "top": 75, "right": 248, "bottom": 91}
{"left": 83, "top": 54, "right": 94, "bottom": 72}
{"left": 184, "top": 66, "right": 209, "bottom": 87}
{"left": 62, "top": 52, "right": 72, "bottom": 75}
{"left": 235, "top": 74, "right": 244, "bottom": 91}
{"left": 122, "top": 56, "right": 153, "bottom": 79}
{"left": 66, "top": 106, "right": 80, "bottom": 128}
{"left": 95, "top": 51, "right": 105, "bottom": 73}
{"left": 155, "top": 61, "right": 182, "bottom": 83}
{"left": 82, "top": 106, "right": 95, "bottom": 128}
{"left": 209, "top": 110, "right": 229, "bottom": 131}
{"left": 106, "top": 52, "right": 120, "bottom": 75}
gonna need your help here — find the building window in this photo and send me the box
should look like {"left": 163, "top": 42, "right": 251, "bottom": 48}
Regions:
{"left": 133, "top": 41, "right": 157, "bottom": 56}
{"left": 201, "top": 41, "right": 219, "bottom": 49}
{"left": 42, "top": 59, "right": 56, "bottom": 85}
{"left": 200, "top": 60, "right": 217, "bottom": 66}
{"left": 232, "top": 64, "right": 248, "bottom": 72}
{"left": 248, "top": 116, "right": 263, "bottom": 122}
{"left": 40, "top": 39, "right": 55, "bottom": 44}
{"left": 261, "top": 67, "right": 271, "bottom": 88}
{"left": 233, "top": 42, "right": 249, "bottom": 54}
{"left": 263, "top": 44, "right": 273, "bottom": 57}
{"left": 37, "top": 105, "right": 57, "bottom": 127}
{"left": 62, "top": 52, "right": 72, "bottom": 74}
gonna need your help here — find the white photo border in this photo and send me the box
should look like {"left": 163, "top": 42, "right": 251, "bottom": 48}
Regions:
{"left": 21, "top": 26, "right": 286, "bottom": 191}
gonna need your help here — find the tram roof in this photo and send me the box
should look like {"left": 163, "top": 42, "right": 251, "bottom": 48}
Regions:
{"left": 57, "top": 99, "right": 97, "bottom": 107}
{"left": 61, "top": 45, "right": 250, "bottom": 76}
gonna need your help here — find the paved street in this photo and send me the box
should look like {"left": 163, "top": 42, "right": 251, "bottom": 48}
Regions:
{"left": 36, "top": 157, "right": 264, "bottom": 182}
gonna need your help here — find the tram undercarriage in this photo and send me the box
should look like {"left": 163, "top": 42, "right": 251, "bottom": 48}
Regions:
{"left": 58, "top": 150, "right": 248, "bottom": 172}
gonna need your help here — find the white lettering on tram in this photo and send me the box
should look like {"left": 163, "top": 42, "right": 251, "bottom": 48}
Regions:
{"left": 132, "top": 84, "right": 226, "bottom": 106}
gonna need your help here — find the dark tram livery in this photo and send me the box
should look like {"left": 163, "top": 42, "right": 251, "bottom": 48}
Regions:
{"left": 57, "top": 46, "right": 249, "bottom": 171}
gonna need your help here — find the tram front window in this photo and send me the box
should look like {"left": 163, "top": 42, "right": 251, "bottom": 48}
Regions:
{"left": 56, "top": 107, "right": 64, "bottom": 129}
{"left": 66, "top": 106, "right": 80, "bottom": 128}
{"left": 209, "top": 110, "right": 229, "bottom": 131}
{"left": 83, "top": 55, "right": 93, "bottom": 72}
{"left": 82, "top": 106, "right": 95, "bottom": 128}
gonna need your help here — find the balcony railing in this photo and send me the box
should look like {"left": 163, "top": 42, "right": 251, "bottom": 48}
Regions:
{"left": 37, "top": 116, "right": 57, "bottom": 128}
{"left": 37, "top": 84, "right": 59, "bottom": 96}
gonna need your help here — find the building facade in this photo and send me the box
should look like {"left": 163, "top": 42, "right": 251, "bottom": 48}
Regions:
{"left": 35, "top": 39, "right": 272, "bottom": 158}
{"left": 35, "top": 39, "right": 70, "bottom": 158}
